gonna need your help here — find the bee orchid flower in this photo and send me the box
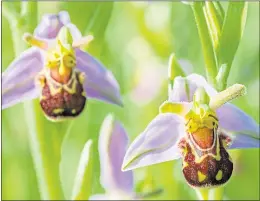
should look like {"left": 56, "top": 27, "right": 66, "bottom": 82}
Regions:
{"left": 2, "top": 11, "right": 122, "bottom": 121}
{"left": 90, "top": 114, "right": 162, "bottom": 200}
{"left": 122, "top": 72, "right": 259, "bottom": 188}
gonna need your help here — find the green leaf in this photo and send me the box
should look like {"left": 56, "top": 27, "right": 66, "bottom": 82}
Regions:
{"left": 204, "top": 2, "right": 223, "bottom": 52}
{"left": 71, "top": 140, "right": 93, "bottom": 200}
{"left": 2, "top": 2, "right": 21, "bottom": 22}
{"left": 84, "top": 2, "right": 114, "bottom": 56}
{"left": 191, "top": 2, "right": 218, "bottom": 87}
{"left": 212, "top": 2, "right": 225, "bottom": 23}
{"left": 21, "top": 1, "right": 38, "bottom": 33}
{"left": 59, "top": 2, "right": 101, "bottom": 32}
{"left": 216, "top": 2, "right": 248, "bottom": 90}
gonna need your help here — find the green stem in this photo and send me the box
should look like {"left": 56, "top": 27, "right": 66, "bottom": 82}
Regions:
{"left": 209, "top": 186, "right": 224, "bottom": 200}
{"left": 6, "top": 2, "right": 65, "bottom": 199}
{"left": 24, "top": 102, "right": 66, "bottom": 199}
{"left": 195, "top": 188, "right": 209, "bottom": 200}
{"left": 191, "top": 2, "right": 218, "bottom": 88}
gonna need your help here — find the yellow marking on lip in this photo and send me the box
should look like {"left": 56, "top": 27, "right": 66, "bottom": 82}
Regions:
{"left": 78, "top": 72, "right": 86, "bottom": 84}
{"left": 192, "top": 132, "right": 221, "bottom": 163}
{"left": 198, "top": 171, "right": 206, "bottom": 182}
{"left": 63, "top": 79, "right": 77, "bottom": 94}
{"left": 62, "top": 72, "right": 77, "bottom": 94}
{"left": 216, "top": 170, "right": 223, "bottom": 181}
{"left": 181, "top": 143, "right": 188, "bottom": 155}
{"left": 81, "top": 91, "right": 86, "bottom": 97}
{"left": 71, "top": 109, "right": 76, "bottom": 114}
{"left": 228, "top": 155, "right": 233, "bottom": 162}
{"left": 45, "top": 71, "right": 63, "bottom": 96}
{"left": 182, "top": 161, "right": 189, "bottom": 168}
{"left": 53, "top": 108, "right": 64, "bottom": 114}
{"left": 49, "top": 83, "right": 62, "bottom": 96}
{"left": 40, "top": 96, "right": 47, "bottom": 100}
{"left": 215, "top": 154, "right": 221, "bottom": 161}
{"left": 38, "top": 75, "right": 46, "bottom": 87}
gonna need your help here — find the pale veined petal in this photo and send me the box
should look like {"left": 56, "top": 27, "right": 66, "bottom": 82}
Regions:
{"left": 75, "top": 48, "right": 122, "bottom": 106}
{"left": 217, "top": 103, "right": 259, "bottom": 139}
{"left": 34, "top": 13, "right": 65, "bottom": 39}
{"left": 228, "top": 133, "right": 259, "bottom": 149}
{"left": 99, "top": 114, "right": 133, "bottom": 193}
{"left": 169, "top": 74, "right": 218, "bottom": 102}
{"left": 122, "top": 113, "right": 186, "bottom": 171}
{"left": 65, "top": 23, "right": 82, "bottom": 41}
{"left": 58, "top": 11, "right": 71, "bottom": 25}
{"left": 34, "top": 11, "right": 81, "bottom": 41}
{"left": 2, "top": 47, "right": 44, "bottom": 109}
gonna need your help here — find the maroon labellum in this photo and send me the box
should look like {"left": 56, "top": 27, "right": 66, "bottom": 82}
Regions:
{"left": 39, "top": 69, "right": 86, "bottom": 121}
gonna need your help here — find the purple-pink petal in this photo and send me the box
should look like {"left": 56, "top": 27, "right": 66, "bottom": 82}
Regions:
{"left": 122, "top": 113, "right": 185, "bottom": 171}
{"left": 65, "top": 23, "right": 82, "bottom": 41}
{"left": 2, "top": 47, "right": 44, "bottom": 109}
{"left": 34, "top": 11, "right": 70, "bottom": 39}
{"left": 229, "top": 133, "right": 259, "bottom": 149}
{"left": 75, "top": 49, "right": 122, "bottom": 106}
{"left": 58, "top": 11, "right": 71, "bottom": 25}
{"left": 34, "top": 10, "right": 82, "bottom": 43}
{"left": 217, "top": 103, "right": 259, "bottom": 138}
{"left": 99, "top": 114, "right": 133, "bottom": 193}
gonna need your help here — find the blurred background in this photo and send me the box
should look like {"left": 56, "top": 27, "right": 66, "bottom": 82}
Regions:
{"left": 2, "top": 1, "right": 259, "bottom": 200}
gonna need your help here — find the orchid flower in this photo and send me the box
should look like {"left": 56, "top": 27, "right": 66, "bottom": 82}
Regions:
{"left": 2, "top": 11, "right": 122, "bottom": 121}
{"left": 122, "top": 69, "right": 259, "bottom": 188}
{"left": 90, "top": 114, "right": 162, "bottom": 200}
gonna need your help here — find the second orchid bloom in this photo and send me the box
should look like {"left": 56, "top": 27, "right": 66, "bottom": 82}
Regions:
{"left": 122, "top": 61, "right": 259, "bottom": 188}
{"left": 2, "top": 11, "right": 122, "bottom": 121}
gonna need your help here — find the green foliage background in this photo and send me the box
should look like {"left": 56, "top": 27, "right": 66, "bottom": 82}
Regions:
{"left": 2, "top": 1, "right": 259, "bottom": 200}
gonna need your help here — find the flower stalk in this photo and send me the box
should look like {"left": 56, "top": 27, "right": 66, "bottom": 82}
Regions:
{"left": 195, "top": 188, "right": 209, "bottom": 200}
{"left": 24, "top": 103, "right": 65, "bottom": 199}
{"left": 209, "top": 186, "right": 224, "bottom": 200}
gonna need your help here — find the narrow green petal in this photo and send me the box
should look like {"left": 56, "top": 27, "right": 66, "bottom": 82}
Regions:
{"left": 71, "top": 140, "right": 93, "bottom": 200}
